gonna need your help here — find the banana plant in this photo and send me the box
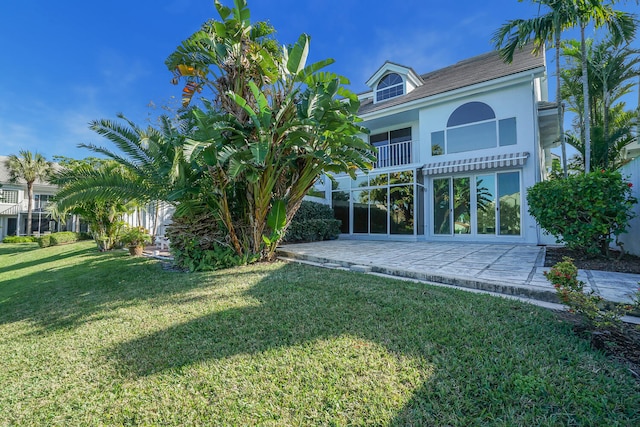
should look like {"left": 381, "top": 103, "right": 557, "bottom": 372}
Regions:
{"left": 168, "top": 0, "right": 375, "bottom": 262}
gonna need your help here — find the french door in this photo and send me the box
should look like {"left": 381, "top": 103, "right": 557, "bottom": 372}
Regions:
{"left": 432, "top": 171, "right": 521, "bottom": 236}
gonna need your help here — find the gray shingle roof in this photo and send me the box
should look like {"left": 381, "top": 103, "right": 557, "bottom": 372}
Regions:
{"left": 359, "top": 46, "right": 545, "bottom": 116}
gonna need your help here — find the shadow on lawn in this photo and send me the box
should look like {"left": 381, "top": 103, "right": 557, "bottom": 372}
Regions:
{"left": 107, "top": 263, "right": 640, "bottom": 424}
{"left": 0, "top": 244, "right": 210, "bottom": 332}
{"left": 108, "top": 263, "right": 566, "bottom": 377}
{"left": 0, "top": 244, "right": 96, "bottom": 276}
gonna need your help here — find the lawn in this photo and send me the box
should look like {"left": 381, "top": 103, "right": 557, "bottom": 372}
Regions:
{"left": 0, "top": 242, "right": 638, "bottom": 425}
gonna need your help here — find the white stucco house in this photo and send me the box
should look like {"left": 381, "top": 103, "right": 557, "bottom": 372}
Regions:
{"left": 318, "top": 46, "right": 560, "bottom": 244}
{"left": 0, "top": 156, "right": 64, "bottom": 239}
{"left": 0, "top": 156, "right": 173, "bottom": 241}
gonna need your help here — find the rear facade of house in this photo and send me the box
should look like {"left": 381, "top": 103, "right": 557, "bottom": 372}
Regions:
{"left": 318, "top": 46, "right": 559, "bottom": 244}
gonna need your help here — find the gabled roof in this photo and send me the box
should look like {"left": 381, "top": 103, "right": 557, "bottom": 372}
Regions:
{"left": 358, "top": 45, "right": 545, "bottom": 116}
{"left": 365, "top": 61, "right": 424, "bottom": 89}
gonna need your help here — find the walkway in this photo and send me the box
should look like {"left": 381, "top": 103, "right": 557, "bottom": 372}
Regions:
{"left": 277, "top": 240, "right": 640, "bottom": 305}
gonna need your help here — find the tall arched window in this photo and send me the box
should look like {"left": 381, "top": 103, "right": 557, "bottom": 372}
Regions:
{"left": 376, "top": 73, "right": 404, "bottom": 101}
{"left": 431, "top": 102, "right": 517, "bottom": 155}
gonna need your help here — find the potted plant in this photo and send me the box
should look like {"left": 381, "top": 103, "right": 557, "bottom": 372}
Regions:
{"left": 120, "top": 226, "right": 152, "bottom": 256}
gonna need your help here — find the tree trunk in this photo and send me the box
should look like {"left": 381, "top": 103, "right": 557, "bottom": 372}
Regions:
{"left": 580, "top": 21, "right": 591, "bottom": 173}
{"left": 26, "top": 182, "right": 34, "bottom": 236}
{"left": 603, "top": 81, "right": 609, "bottom": 169}
{"left": 556, "top": 29, "right": 568, "bottom": 178}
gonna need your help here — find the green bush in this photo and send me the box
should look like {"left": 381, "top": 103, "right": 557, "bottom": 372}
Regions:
{"left": 527, "top": 170, "right": 637, "bottom": 256}
{"left": 283, "top": 201, "right": 341, "bottom": 243}
{"left": 50, "top": 231, "right": 81, "bottom": 245}
{"left": 38, "top": 235, "right": 52, "bottom": 248}
{"left": 2, "top": 236, "right": 37, "bottom": 243}
{"left": 38, "top": 232, "right": 83, "bottom": 248}
{"left": 170, "top": 235, "right": 257, "bottom": 272}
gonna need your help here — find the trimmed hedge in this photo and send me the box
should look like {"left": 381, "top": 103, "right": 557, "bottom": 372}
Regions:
{"left": 2, "top": 236, "right": 38, "bottom": 243}
{"left": 38, "top": 232, "right": 86, "bottom": 248}
{"left": 283, "top": 201, "right": 341, "bottom": 243}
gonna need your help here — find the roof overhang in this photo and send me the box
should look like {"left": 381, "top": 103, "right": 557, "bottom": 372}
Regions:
{"left": 538, "top": 102, "right": 560, "bottom": 149}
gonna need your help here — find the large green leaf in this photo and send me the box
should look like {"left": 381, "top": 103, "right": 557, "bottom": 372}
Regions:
{"left": 250, "top": 142, "right": 269, "bottom": 164}
{"left": 267, "top": 199, "right": 287, "bottom": 233}
{"left": 286, "top": 34, "right": 310, "bottom": 75}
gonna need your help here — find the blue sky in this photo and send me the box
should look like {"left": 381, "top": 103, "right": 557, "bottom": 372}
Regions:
{"left": 1, "top": 0, "right": 638, "bottom": 160}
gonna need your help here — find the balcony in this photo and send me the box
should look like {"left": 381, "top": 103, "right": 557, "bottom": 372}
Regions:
{"left": 0, "top": 200, "right": 51, "bottom": 216}
{"left": 373, "top": 140, "right": 414, "bottom": 169}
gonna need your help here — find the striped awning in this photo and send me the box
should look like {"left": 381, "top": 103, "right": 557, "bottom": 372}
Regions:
{"left": 422, "top": 152, "right": 530, "bottom": 175}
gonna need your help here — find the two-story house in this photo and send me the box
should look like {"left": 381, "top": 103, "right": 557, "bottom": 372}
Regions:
{"left": 0, "top": 156, "right": 174, "bottom": 241}
{"left": 323, "top": 46, "right": 559, "bottom": 244}
{"left": 0, "top": 156, "right": 62, "bottom": 239}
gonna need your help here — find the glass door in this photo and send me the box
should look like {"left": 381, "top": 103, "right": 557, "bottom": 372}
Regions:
{"left": 498, "top": 172, "right": 521, "bottom": 235}
{"left": 476, "top": 174, "right": 496, "bottom": 234}
{"left": 432, "top": 171, "right": 521, "bottom": 237}
{"left": 433, "top": 178, "right": 451, "bottom": 235}
{"left": 453, "top": 177, "right": 471, "bottom": 234}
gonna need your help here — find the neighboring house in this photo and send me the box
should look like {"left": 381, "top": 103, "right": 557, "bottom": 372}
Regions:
{"left": 617, "top": 156, "right": 640, "bottom": 256}
{"left": 0, "top": 156, "right": 64, "bottom": 239}
{"left": 319, "top": 46, "right": 559, "bottom": 244}
{"left": 623, "top": 139, "right": 640, "bottom": 160}
{"left": 0, "top": 156, "right": 173, "bottom": 240}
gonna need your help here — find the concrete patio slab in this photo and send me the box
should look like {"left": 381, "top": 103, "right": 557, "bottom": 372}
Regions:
{"left": 277, "top": 240, "right": 639, "bottom": 305}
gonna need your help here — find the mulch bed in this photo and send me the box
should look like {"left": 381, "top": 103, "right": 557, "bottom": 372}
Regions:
{"left": 545, "top": 246, "right": 640, "bottom": 382}
{"left": 555, "top": 311, "right": 640, "bottom": 382}
{"left": 544, "top": 246, "right": 640, "bottom": 274}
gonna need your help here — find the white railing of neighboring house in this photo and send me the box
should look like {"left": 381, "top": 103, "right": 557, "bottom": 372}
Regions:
{"left": 0, "top": 200, "right": 50, "bottom": 215}
{"left": 0, "top": 200, "right": 26, "bottom": 216}
{"left": 374, "top": 140, "right": 413, "bottom": 169}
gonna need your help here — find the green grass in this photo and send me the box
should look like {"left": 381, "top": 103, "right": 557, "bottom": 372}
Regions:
{"left": 0, "top": 241, "right": 638, "bottom": 426}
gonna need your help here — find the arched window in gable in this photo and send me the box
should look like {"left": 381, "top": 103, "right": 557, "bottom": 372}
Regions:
{"left": 376, "top": 73, "right": 404, "bottom": 102}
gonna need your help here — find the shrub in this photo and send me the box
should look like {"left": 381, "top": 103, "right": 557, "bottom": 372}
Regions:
{"left": 545, "top": 257, "right": 635, "bottom": 329}
{"left": 527, "top": 170, "right": 637, "bottom": 256}
{"left": 170, "top": 235, "right": 257, "bottom": 272}
{"left": 38, "top": 235, "right": 52, "bottom": 248}
{"left": 283, "top": 201, "right": 341, "bottom": 243}
{"left": 50, "top": 231, "right": 81, "bottom": 245}
{"left": 119, "top": 226, "right": 152, "bottom": 247}
{"left": 38, "top": 232, "right": 83, "bottom": 248}
{"left": 2, "top": 236, "right": 37, "bottom": 243}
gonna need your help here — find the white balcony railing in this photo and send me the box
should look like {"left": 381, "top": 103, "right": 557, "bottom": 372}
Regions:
{"left": 0, "top": 200, "right": 51, "bottom": 215}
{"left": 374, "top": 140, "right": 413, "bottom": 169}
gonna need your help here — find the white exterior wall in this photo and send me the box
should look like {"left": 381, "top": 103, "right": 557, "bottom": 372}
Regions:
{"left": 617, "top": 157, "right": 640, "bottom": 256}
{"left": 122, "top": 201, "right": 175, "bottom": 237}
{"left": 417, "top": 80, "right": 540, "bottom": 243}
{"left": 0, "top": 183, "right": 58, "bottom": 239}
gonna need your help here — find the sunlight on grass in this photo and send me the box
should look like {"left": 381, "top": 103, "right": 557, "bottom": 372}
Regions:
{"left": 0, "top": 242, "right": 639, "bottom": 425}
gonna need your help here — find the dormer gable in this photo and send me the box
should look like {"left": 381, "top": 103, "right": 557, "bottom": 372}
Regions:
{"left": 365, "top": 61, "right": 423, "bottom": 104}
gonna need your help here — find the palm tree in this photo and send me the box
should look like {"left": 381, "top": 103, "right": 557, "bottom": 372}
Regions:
{"left": 4, "top": 150, "right": 53, "bottom": 236}
{"left": 493, "top": 0, "right": 576, "bottom": 178}
{"left": 573, "top": 0, "right": 636, "bottom": 173}
{"left": 561, "top": 37, "right": 640, "bottom": 170}
{"left": 493, "top": 0, "right": 637, "bottom": 175}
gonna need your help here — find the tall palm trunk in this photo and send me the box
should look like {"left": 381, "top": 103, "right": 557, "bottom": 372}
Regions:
{"left": 26, "top": 182, "right": 34, "bottom": 236}
{"left": 580, "top": 20, "right": 591, "bottom": 173}
{"left": 555, "top": 27, "right": 567, "bottom": 178}
{"left": 603, "top": 78, "right": 610, "bottom": 169}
